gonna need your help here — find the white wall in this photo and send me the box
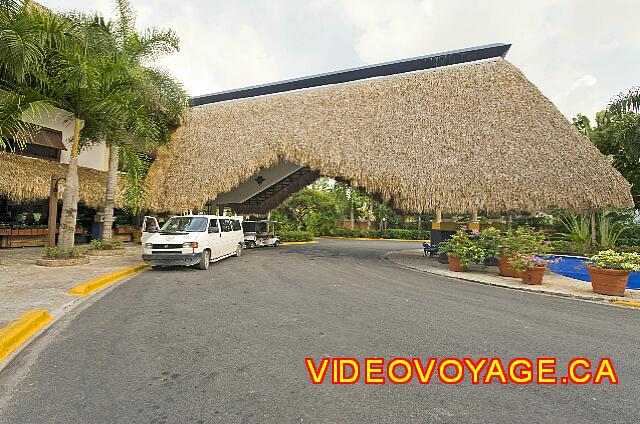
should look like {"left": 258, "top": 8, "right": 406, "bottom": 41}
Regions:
{"left": 22, "top": 105, "right": 109, "bottom": 172}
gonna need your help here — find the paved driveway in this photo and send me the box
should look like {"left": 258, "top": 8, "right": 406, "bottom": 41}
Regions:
{"left": 1, "top": 239, "right": 639, "bottom": 423}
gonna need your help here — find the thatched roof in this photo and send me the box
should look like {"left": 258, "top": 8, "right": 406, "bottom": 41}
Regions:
{"left": 145, "top": 58, "right": 633, "bottom": 214}
{"left": 0, "top": 152, "right": 125, "bottom": 208}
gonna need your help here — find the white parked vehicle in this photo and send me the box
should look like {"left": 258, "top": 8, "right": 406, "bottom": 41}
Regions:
{"left": 242, "top": 220, "right": 280, "bottom": 248}
{"left": 141, "top": 215, "right": 244, "bottom": 270}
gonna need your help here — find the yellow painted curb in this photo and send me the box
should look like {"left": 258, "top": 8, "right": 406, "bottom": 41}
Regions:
{"left": 319, "top": 236, "right": 429, "bottom": 242}
{"left": 611, "top": 300, "right": 640, "bottom": 309}
{"left": 280, "top": 241, "right": 318, "bottom": 246}
{"left": 69, "top": 264, "right": 150, "bottom": 296}
{"left": 0, "top": 310, "right": 52, "bottom": 362}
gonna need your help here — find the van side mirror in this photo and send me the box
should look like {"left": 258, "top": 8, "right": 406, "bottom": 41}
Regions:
{"left": 209, "top": 227, "right": 220, "bottom": 233}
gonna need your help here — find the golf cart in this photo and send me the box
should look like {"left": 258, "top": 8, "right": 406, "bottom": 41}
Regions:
{"left": 242, "top": 220, "right": 280, "bottom": 248}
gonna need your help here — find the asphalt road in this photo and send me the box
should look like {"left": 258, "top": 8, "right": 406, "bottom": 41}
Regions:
{"left": 1, "top": 239, "right": 639, "bottom": 423}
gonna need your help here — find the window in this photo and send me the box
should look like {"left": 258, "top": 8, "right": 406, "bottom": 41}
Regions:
{"left": 209, "top": 219, "right": 219, "bottom": 230}
{"left": 231, "top": 219, "right": 242, "bottom": 231}
{"left": 160, "top": 216, "right": 208, "bottom": 232}
{"left": 219, "top": 218, "right": 232, "bottom": 232}
{"left": 8, "top": 129, "right": 65, "bottom": 161}
{"left": 242, "top": 221, "right": 256, "bottom": 232}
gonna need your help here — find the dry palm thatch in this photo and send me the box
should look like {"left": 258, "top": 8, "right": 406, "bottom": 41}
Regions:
{"left": 0, "top": 151, "right": 126, "bottom": 208}
{"left": 145, "top": 59, "right": 633, "bottom": 214}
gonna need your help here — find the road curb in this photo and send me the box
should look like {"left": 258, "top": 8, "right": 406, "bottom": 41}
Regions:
{"left": 69, "top": 264, "right": 150, "bottom": 296}
{"left": 384, "top": 252, "right": 640, "bottom": 309}
{"left": 318, "top": 236, "right": 428, "bottom": 242}
{"left": 0, "top": 310, "right": 52, "bottom": 362}
{"left": 280, "top": 241, "right": 318, "bottom": 246}
{"left": 611, "top": 300, "right": 640, "bottom": 309}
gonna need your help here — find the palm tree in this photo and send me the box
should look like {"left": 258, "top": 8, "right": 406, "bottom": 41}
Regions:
{"left": 98, "top": 0, "right": 187, "bottom": 242}
{"left": 0, "top": 2, "right": 111, "bottom": 252}
{"left": 609, "top": 87, "right": 640, "bottom": 115}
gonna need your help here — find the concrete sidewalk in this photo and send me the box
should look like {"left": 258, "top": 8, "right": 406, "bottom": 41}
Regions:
{"left": 386, "top": 248, "right": 640, "bottom": 305}
{"left": 0, "top": 244, "right": 144, "bottom": 328}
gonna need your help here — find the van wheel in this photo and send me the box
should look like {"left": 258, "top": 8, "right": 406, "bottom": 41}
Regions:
{"left": 197, "top": 250, "right": 210, "bottom": 270}
{"left": 234, "top": 243, "right": 243, "bottom": 257}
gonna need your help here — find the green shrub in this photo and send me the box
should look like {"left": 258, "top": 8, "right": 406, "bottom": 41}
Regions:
{"left": 90, "top": 239, "right": 122, "bottom": 250}
{"left": 589, "top": 250, "right": 640, "bottom": 272}
{"left": 379, "top": 229, "right": 430, "bottom": 240}
{"left": 279, "top": 230, "right": 314, "bottom": 242}
{"left": 437, "top": 228, "right": 486, "bottom": 268}
{"left": 614, "top": 245, "right": 640, "bottom": 254}
{"left": 43, "top": 246, "right": 86, "bottom": 259}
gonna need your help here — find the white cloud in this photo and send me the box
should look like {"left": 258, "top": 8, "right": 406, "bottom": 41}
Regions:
{"left": 40, "top": 0, "right": 640, "bottom": 121}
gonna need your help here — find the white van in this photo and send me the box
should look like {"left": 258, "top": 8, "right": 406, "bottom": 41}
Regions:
{"left": 141, "top": 215, "right": 244, "bottom": 270}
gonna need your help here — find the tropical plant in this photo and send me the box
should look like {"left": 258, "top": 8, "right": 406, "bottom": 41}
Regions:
{"left": 437, "top": 227, "right": 486, "bottom": 268}
{"left": 43, "top": 245, "right": 86, "bottom": 259}
{"left": 588, "top": 250, "right": 640, "bottom": 272}
{"left": 558, "top": 214, "right": 592, "bottom": 247}
{"left": 476, "top": 226, "right": 502, "bottom": 259}
{"left": 500, "top": 226, "right": 548, "bottom": 257}
{"left": 597, "top": 213, "right": 626, "bottom": 249}
{"left": 0, "top": 3, "right": 114, "bottom": 254}
{"left": 509, "top": 253, "right": 555, "bottom": 272}
{"left": 97, "top": 0, "right": 187, "bottom": 242}
{"left": 89, "top": 239, "right": 122, "bottom": 250}
{"left": 574, "top": 87, "right": 640, "bottom": 208}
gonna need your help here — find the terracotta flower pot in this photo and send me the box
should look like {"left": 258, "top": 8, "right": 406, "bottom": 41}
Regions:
{"left": 587, "top": 266, "right": 629, "bottom": 296}
{"left": 498, "top": 252, "right": 521, "bottom": 278}
{"left": 448, "top": 256, "right": 467, "bottom": 272}
{"left": 521, "top": 266, "right": 546, "bottom": 285}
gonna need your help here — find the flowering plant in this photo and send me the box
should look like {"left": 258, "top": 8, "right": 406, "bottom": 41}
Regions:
{"left": 437, "top": 227, "right": 487, "bottom": 268}
{"left": 510, "top": 253, "right": 556, "bottom": 271}
{"left": 500, "top": 226, "right": 548, "bottom": 257}
{"left": 588, "top": 250, "right": 640, "bottom": 272}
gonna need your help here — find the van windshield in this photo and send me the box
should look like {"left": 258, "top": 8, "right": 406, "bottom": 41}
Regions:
{"left": 161, "top": 217, "right": 208, "bottom": 233}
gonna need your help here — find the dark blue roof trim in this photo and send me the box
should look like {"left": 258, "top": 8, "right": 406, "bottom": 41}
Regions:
{"left": 190, "top": 43, "right": 511, "bottom": 106}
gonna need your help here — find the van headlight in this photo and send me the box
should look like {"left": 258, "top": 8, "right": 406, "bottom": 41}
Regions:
{"left": 144, "top": 243, "right": 153, "bottom": 249}
{"left": 183, "top": 242, "right": 198, "bottom": 248}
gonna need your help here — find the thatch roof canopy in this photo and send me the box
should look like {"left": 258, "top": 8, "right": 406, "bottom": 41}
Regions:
{"left": 0, "top": 152, "right": 125, "bottom": 208}
{"left": 145, "top": 58, "right": 633, "bottom": 214}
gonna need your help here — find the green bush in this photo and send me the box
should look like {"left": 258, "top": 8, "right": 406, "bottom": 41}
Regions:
{"left": 43, "top": 246, "right": 86, "bottom": 259}
{"left": 614, "top": 245, "right": 640, "bottom": 254}
{"left": 330, "top": 228, "right": 429, "bottom": 240}
{"left": 379, "top": 229, "right": 430, "bottom": 240}
{"left": 90, "top": 239, "right": 122, "bottom": 250}
{"left": 279, "top": 230, "right": 314, "bottom": 242}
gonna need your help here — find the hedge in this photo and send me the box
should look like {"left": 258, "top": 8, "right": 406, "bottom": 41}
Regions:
{"left": 330, "top": 228, "right": 429, "bottom": 240}
{"left": 279, "top": 230, "right": 315, "bottom": 242}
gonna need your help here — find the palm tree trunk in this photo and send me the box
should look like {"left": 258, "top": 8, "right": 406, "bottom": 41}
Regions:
{"left": 57, "top": 117, "right": 81, "bottom": 252}
{"left": 591, "top": 211, "right": 597, "bottom": 246}
{"left": 349, "top": 195, "right": 354, "bottom": 230}
{"left": 101, "top": 144, "right": 119, "bottom": 242}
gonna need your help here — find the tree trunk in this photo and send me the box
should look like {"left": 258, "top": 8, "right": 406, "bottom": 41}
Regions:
{"left": 417, "top": 215, "right": 422, "bottom": 232}
{"left": 591, "top": 211, "right": 597, "bottom": 245}
{"left": 57, "top": 117, "right": 82, "bottom": 253}
{"left": 349, "top": 195, "right": 354, "bottom": 230}
{"left": 101, "top": 144, "right": 119, "bottom": 242}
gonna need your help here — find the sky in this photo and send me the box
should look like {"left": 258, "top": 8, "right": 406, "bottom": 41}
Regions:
{"left": 42, "top": 0, "right": 640, "bottom": 121}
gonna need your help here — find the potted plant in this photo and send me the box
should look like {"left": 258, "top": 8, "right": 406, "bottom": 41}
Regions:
{"left": 587, "top": 250, "right": 640, "bottom": 296}
{"left": 510, "top": 254, "right": 555, "bottom": 285}
{"left": 498, "top": 227, "right": 547, "bottom": 278}
{"left": 437, "top": 227, "right": 486, "bottom": 272}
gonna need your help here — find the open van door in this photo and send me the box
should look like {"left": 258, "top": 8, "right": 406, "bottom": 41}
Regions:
{"left": 141, "top": 216, "right": 159, "bottom": 244}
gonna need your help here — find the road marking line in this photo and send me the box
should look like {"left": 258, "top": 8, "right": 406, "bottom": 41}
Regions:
{"left": 69, "top": 264, "right": 150, "bottom": 296}
{"left": 280, "top": 241, "right": 318, "bottom": 246}
{"left": 0, "top": 310, "right": 52, "bottom": 362}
